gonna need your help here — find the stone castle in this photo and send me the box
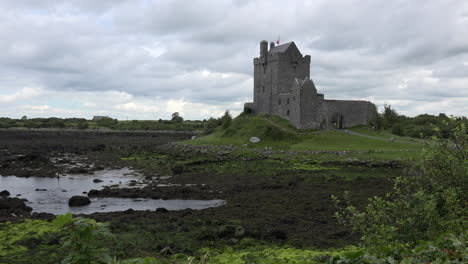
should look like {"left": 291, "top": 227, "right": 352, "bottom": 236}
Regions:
{"left": 245, "top": 40, "right": 374, "bottom": 129}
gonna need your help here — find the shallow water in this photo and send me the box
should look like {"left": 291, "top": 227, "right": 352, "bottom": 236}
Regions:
{"left": 0, "top": 168, "right": 224, "bottom": 214}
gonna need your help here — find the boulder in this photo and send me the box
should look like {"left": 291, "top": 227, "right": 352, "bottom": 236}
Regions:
{"left": 0, "top": 190, "right": 10, "bottom": 197}
{"left": 92, "top": 179, "right": 103, "bottom": 183}
{"left": 156, "top": 207, "right": 169, "bottom": 213}
{"left": 68, "top": 196, "right": 91, "bottom": 207}
{"left": 249, "top": 137, "right": 261, "bottom": 143}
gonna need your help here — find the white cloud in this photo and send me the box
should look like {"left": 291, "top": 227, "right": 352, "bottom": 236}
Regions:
{"left": 0, "top": 87, "right": 43, "bottom": 103}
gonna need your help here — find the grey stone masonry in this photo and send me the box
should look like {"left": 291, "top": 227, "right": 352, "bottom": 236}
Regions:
{"left": 245, "top": 40, "right": 374, "bottom": 129}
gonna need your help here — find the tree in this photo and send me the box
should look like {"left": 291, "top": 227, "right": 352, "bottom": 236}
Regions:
{"left": 220, "top": 110, "right": 232, "bottom": 129}
{"left": 382, "top": 104, "right": 399, "bottom": 129}
{"left": 171, "top": 112, "right": 183, "bottom": 123}
{"left": 21, "top": 115, "right": 27, "bottom": 120}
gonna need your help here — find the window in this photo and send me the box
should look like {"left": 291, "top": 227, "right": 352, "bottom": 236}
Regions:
{"left": 278, "top": 99, "right": 281, "bottom": 105}
{"left": 287, "top": 98, "right": 290, "bottom": 104}
{"left": 293, "top": 97, "right": 295, "bottom": 101}
{"left": 262, "top": 86, "right": 265, "bottom": 93}
{"left": 287, "top": 110, "right": 290, "bottom": 116}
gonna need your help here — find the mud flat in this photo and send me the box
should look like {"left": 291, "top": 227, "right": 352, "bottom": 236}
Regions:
{"left": 0, "top": 129, "right": 396, "bottom": 257}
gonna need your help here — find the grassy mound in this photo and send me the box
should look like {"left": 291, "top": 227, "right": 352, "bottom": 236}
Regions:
{"left": 190, "top": 114, "right": 423, "bottom": 159}
{"left": 191, "top": 114, "right": 300, "bottom": 148}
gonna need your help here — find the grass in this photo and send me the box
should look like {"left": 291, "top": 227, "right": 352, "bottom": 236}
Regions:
{"left": 349, "top": 125, "right": 425, "bottom": 142}
{"left": 290, "top": 130, "right": 421, "bottom": 151}
{"left": 188, "top": 114, "right": 424, "bottom": 160}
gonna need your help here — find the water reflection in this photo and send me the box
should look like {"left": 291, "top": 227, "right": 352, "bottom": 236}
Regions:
{"left": 0, "top": 168, "right": 224, "bottom": 214}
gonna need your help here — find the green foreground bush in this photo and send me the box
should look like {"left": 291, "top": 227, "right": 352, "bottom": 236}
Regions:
{"left": 333, "top": 120, "right": 467, "bottom": 263}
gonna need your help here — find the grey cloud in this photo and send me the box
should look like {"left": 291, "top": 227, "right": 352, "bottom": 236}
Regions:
{"left": 0, "top": 0, "right": 466, "bottom": 118}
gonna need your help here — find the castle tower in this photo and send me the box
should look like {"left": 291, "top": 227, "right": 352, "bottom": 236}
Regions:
{"left": 246, "top": 40, "right": 374, "bottom": 129}
{"left": 253, "top": 40, "right": 310, "bottom": 115}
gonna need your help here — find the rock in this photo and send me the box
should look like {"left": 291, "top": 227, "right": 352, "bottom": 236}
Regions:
{"left": 144, "top": 175, "right": 153, "bottom": 181}
{"left": 0, "top": 197, "right": 32, "bottom": 217}
{"left": 171, "top": 165, "right": 184, "bottom": 175}
{"left": 93, "top": 179, "right": 103, "bottom": 183}
{"left": 35, "top": 189, "right": 47, "bottom": 191}
{"left": 242, "top": 144, "right": 248, "bottom": 147}
{"left": 68, "top": 196, "right": 91, "bottom": 207}
{"left": 156, "top": 207, "right": 169, "bottom": 213}
{"left": 191, "top": 136, "right": 197, "bottom": 140}
{"left": 389, "top": 137, "right": 395, "bottom": 142}
{"left": 67, "top": 167, "right": 89, "bottom": 174}
{"left": 88, "top": 189, "right": 99, "bottom": 196}
{"left": 91, "top": 144, "right": 106, "bottom": 151}
{"left": 0, "top": 190, "right": 10, "bottom": 197}
{"left": 124, "top": 208, "right": 134, "bottom": 214}
{"left": 249, "top": 137, "right": 261, "bottom": 143}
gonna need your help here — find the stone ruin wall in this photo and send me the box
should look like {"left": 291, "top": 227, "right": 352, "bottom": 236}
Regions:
{"left": 323, "top": 100, "right": 374, "bottom": 128}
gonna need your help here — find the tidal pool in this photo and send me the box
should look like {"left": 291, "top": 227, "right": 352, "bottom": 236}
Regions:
{"left": 0, "top": 168, "right": 225, "bottom": 214}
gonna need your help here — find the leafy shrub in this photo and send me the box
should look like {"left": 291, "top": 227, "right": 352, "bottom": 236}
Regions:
{"left": 54, "top": 213, "right": 113, "bottom": 264}
{"left": 242, "top": 106, "right": 253, "bottom": 115}
{"left": 334, "top": 120, "right": 467, "bottom": 259}
{"left": 96, "top": 117, "right": 118, "bottom": 129}
{"left": 391, "top": 123, "right": 403, "bottom": 136}
{"left": 77, "top": 122, "right": 89, "bottom": 129}
{"left": 53, "top": 213, "right": 163, "bottom": 264}
{"left": 330, "top": 231, "right": 467, "bottom": 263}
{"left": 203, "top": 117, "right": 221, "bottom": 135}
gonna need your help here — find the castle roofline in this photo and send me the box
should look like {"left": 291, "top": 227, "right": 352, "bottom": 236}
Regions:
{"left": 268, "top": 41, "right": 294, "bottom": 53}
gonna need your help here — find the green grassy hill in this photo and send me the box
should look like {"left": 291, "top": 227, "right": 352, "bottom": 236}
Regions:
{"left": 189, "top": 114, "right": 424, "bottom": 160}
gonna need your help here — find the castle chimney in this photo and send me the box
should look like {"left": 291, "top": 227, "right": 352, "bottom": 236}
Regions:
{"left": 270, "top": 42, "right": 275, "bottom": 50}
{"left": 260, "top": 40, "right": 268, "bottom": 57}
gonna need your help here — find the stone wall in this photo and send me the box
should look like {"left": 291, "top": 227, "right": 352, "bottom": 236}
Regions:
{"left": 323, "top": 100, "right": 374, "bottom": 128}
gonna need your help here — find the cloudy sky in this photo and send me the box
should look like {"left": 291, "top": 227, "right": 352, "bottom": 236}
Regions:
{"left": 0, "top": 0, "right": 467, "bottom": 120}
